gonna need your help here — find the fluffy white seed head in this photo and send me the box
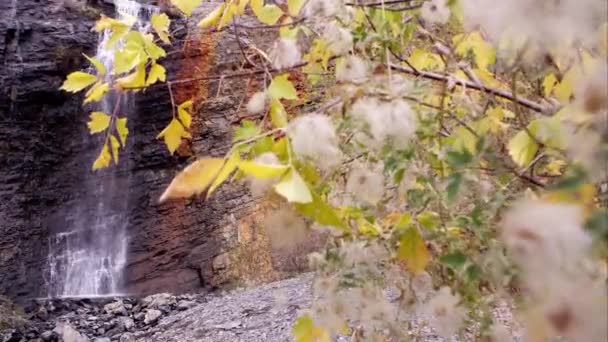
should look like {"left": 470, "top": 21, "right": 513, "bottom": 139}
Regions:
{"left": 303, "top": 0, "right": 341, "bottom": 18}
{"left": 288, "top": 113, "right": 341, "bottom": 170}
{"left": 351, "top": 97, "right": 417, "bottom": 148}
{"left": 346, "top": 165, "right": 384, "bottom": 205}
{"left": 263, "top": 207, "right": 308, "bottom": 249}
{"left": 323, "top": 22, "right": 353, "bottom": 56}
{"left": 500, "top": 199, "right": 591, "bottom": 275}
{"left": 335, "top": 55, "right": 368, "bottom": 83}
{"left": 425, "top": 286, "right": 466, "bottom": 339}
{"left": 461, "top": 0, "right": 606, "bottom": 51}
{"left": 246, "top": 92, "right": 267, "bottom": 115}
{"left": 269, "top": 38, "right": 301, "bottom": 70}
{"left": 411, "top": 271, "right": 433, "bottom": 300}
{"left": 421, "top": 0, "right": 451, "bottom": 24}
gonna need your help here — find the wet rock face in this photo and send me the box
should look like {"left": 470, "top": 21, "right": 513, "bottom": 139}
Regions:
{"left": 0, "top": 0, "right": 287, "bottom": 301}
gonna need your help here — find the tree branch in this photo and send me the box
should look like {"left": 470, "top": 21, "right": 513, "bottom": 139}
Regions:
{"left": 388, "top": 63, "right": 549, "bottom": 114}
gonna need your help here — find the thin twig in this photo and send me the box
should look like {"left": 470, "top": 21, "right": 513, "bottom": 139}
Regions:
{"left": 388, "top": 63, "right": 549, "bottom": 113}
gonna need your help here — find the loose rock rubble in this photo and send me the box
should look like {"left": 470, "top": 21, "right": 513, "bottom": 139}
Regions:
{"left": 2, "top": 274, "right": 522, "bottom": 342}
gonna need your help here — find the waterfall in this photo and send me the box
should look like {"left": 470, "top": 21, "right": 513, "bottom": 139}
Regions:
{"left": 45, "top": 0, "right": 156, "bottom": 298}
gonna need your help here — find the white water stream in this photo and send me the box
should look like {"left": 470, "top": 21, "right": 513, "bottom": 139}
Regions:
{"left": 45, "top": 0, "right": 156, "bottom": 297}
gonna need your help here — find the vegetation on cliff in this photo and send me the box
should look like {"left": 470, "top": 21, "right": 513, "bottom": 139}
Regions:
{"left": 61, "top": 0, "right": 607, "bottom": 340}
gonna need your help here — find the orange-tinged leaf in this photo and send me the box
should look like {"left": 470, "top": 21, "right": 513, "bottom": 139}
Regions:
{"left": 159, "top": 157, "right": 225, "bottom": 202}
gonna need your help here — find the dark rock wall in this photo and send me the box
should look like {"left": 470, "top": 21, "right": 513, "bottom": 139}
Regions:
{"left": 0, "top": 0, "right": 277, "bottom": 300}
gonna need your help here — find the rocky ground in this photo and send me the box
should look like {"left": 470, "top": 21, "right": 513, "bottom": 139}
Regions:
{"left": 1, "top": 274, "right": 522, "bottom": 342}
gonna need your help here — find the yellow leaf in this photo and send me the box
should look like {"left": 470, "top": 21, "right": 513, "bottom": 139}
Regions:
{"left": 407, "top": 48, "right": 444, "bottom": 71}
{"left": 116, "top": 64, "right": 146, "bottom": 89}
{"left": 236, "top": 0, "right": 249, "bottom": 15}
{"left": 151, "top": 13, "right": 171, "bottom": 44}
{"left": 197, "top": 3, "right": 226, "bottom": 28}
{"left": 273, "top": 169, "right": 313, "bottom": 203}
{"left": 397, "top": 227, "right": 430, "bottom": 273}
{"left": 293, "top": 315, "right": 332, "bottom": 342}
{"left": 143, "top": 33, "right": 167, "bottom": 61}
{"left": 159, "top": 157, "right": 226, "bottom": 202}
{"left": 109, "top": 134, "right": 120, "bottom": 165}
{"left": 170, "top": 0, "right": 202, "bottom": 16}
{"left": 116, "top": 118, "right": 128, "bottom": 146}
{"left": 207, "top": 151, "right": 241, "bottom": 197}
{"left": 269, "top": 98, "right": 288, "bottom": 128}
{"left": 268, "top": 74, "right": 297, "bottom": 100}
{"left": 157, "top": 118, "right": 185, "bottom": 154}
{"left": 177, "top": 100, "right": 193, "bottom": 128}
{"left": 473, "top": 68, "right": 502, "bottom": 88}
{"left": 113, "top": 41, "right": 146, "bottom": 75}
{"left": 453, "top": 31, "right": 496, "bottom": 70}
{"left": 87, "top": 112, "right": 111, "bottom": 134}
{"left": 217, "top": 3, "right": 237, "bottom": 30}
{"left": 94, "top": 15, "right": 131, "bottom": 32}
{"left": 542, "top": 73, "right": 557, "bottom": 97}
{"left": 251, "top": 0, "right": 283, "bottom": 25}
{"left": 238, "top": 160, "right": 289, "bottom": 178}
{"left": 84, "top": 81, "right": 110, "bottom": 103}
{"left": 60, "top": 72, "right": 97, "bottom": 92}
{"left": 507, "top": 129, "right": 539, "bottom": 167}
{"left": 553, "top": 69, "right": 576, "bottom": 103}
{"left": 92, "top": 142, "right": 112, "bottom": 171}
{"left": 545, "top": 159, "right": 565, "bottom": 176}
{"left": 84, "top": 54, "right": 106, "bottom": 76}
{"left": 287, "top": 0, "right": 304, "bottom": 16}
{"left": 146, "top": 63, "right": 166, "bottom": 86}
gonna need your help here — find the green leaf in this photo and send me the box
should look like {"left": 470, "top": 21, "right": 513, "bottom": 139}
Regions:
{"left": 170, "top": 0, "right": 202, "bottom": 16}
{"left": 233, "top": 120, "right": 261, "bottom": 142}
{"left": 87, "top": 112, "right": 111, "bottom": 134}
{"left": 268, "top": 74, "right": 297, "bottom": 100}
{"left": 507, "top": 129, "right": 539, "bottom": 167}
{"left": 287, "top": 0, "right": 304, "bottom": 16}
{"left": 178, "top": 100, "right": 193, "bottom": 128}
{"left": 295, "top": 193, "right": 348, "bottom": 231}
{"left": 397, "top": 227, "right": 430, "bottom": 273}
{"left": 116, "top": 117, "right": 129, "bottom": 146}
{"left": 157, "top": 118, "right": 185, "bottom": 154}
{"left": 159, "top": 157, "right": 225, "bottom": 202}
{"left": 439, "top": 251, "right": 467, "bottom": 270}
{"left": 585, "top": 209, "right": 608, "bottom": 241}
{"left": 446, "top": 149, "right": 473, "bottom": 167}
{"left": 109, "top": 134, "right": 120, "bottom": 165}
{"left": 146, "top": 63, "right": 166, "bottom": 86}
{"left": 269, "top": 98, "right": 288, "bottom": 128}
{"left": 92, "top": 142, "right": 112, "bottom": 171}
{"left": 84, "top": 54, "right": 106, "bottom": 76}
{"left": 417, "top": 211, "right": 440, "bottom": 230}
{"left": 207, "top": 151, "right": 241, "bottom": 197}
{"left": 238, "top": 161, "right": 289, "bottom": 178}
{"left": 60, "top": 71, "right": 97, "bottom": 92}
{"left": 274, "top": 169, "right": 313, "bottom": 203}
{"left": 446, "top": 172, "right": 463, "bottom": 204}
{"left": 151, "top": 13, "right": 171, "bottom": 44}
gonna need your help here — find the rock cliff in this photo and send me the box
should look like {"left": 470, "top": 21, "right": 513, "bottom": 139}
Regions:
{"left": 0, "top": 0, "right": 310, "bottom": 301}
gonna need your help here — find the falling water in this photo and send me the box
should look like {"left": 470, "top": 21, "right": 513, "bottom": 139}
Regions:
{"left": 45, "top": 0, "right": 156, "bottom": 297}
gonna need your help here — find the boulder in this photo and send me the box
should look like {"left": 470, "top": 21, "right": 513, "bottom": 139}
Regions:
{"left": 141, "top": 293, "right": 176, "bottom": 309}
{"left": 103, "top": 300, "right": 127, "bottom": 316}
{"left": 143, "top": 309, "right": 162, "bottom": 325}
